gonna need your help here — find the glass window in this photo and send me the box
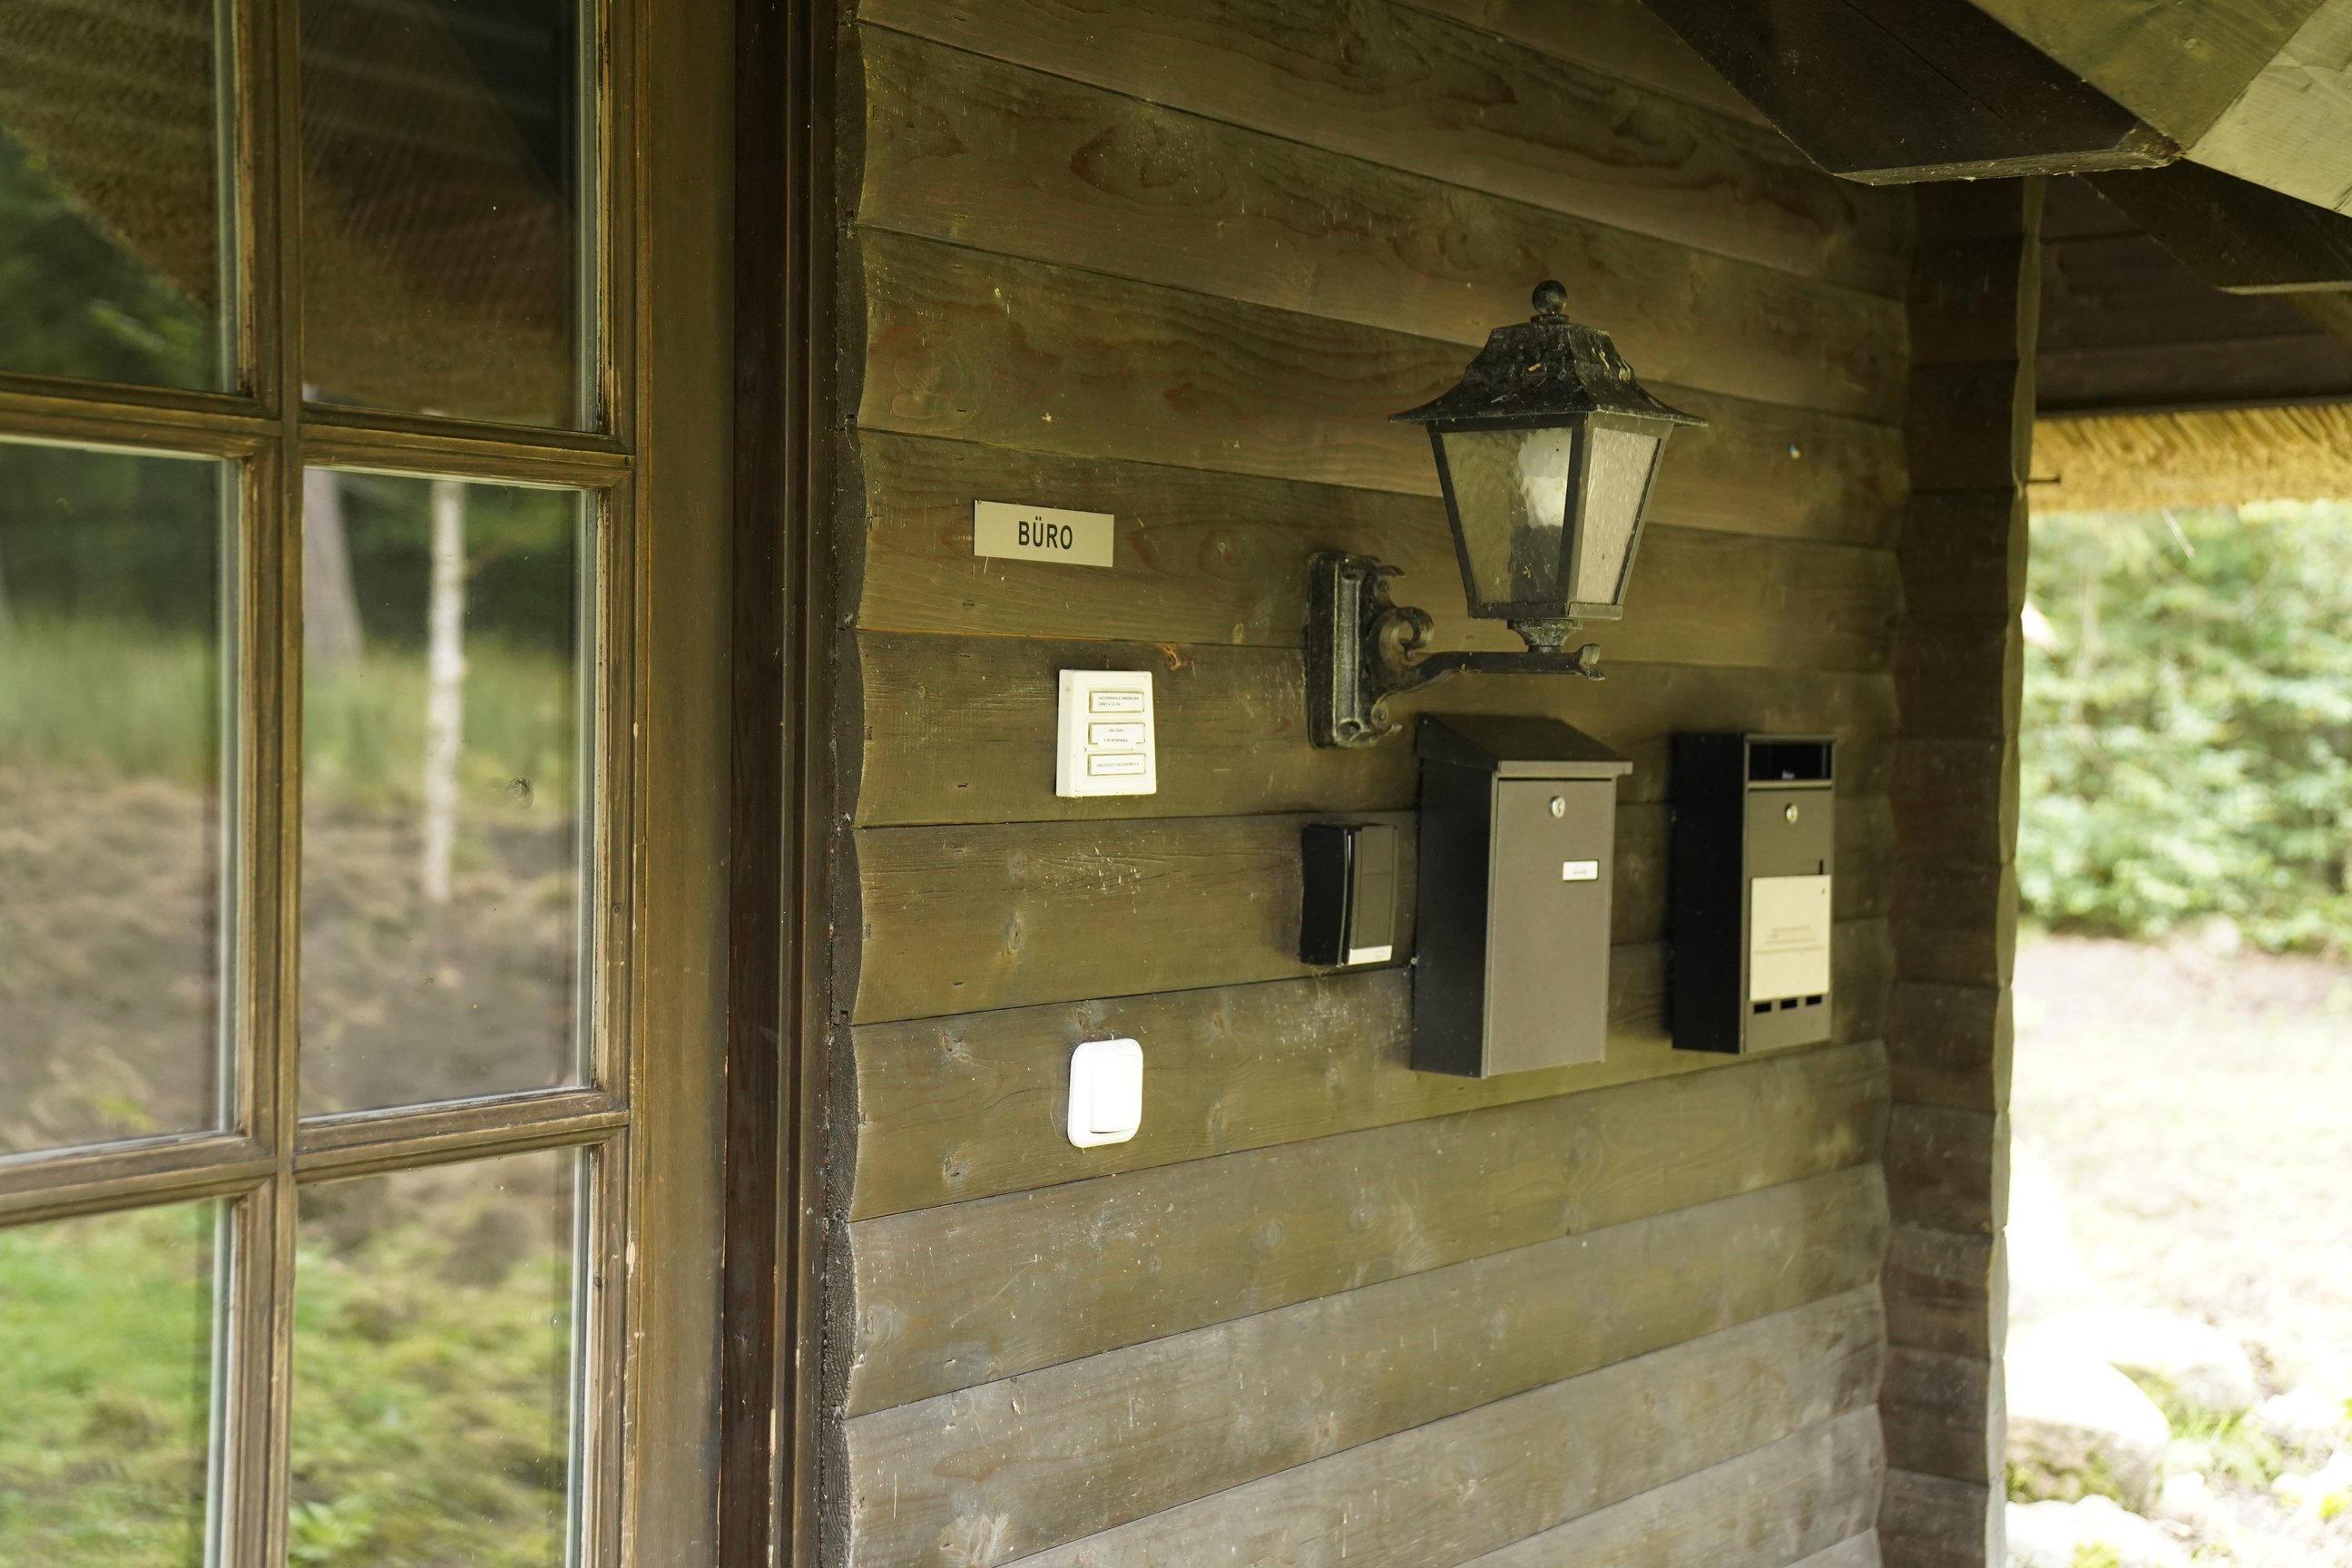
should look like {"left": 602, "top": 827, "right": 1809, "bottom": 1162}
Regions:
{"left": 290, "top": 1151, "right": 579, "bottom": 1567}
{"left": 0, "top": 0, "right": 231, "bottom": 389}
{"left": 299, "top": 0, "right": 592, "bottom": 428}
{"left": 0, "top": 441, "right": 230, "bottom": 1157}
{"left": 299, "top": 473, "right": 589, "bottom": 1113}
{"left": 0, "top": 1200, "right": 223, "bottom": 1566}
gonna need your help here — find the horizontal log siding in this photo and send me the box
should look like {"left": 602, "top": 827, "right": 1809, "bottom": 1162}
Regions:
{"left": 828, "top": 4, "right": 1914, "bottom": 1564}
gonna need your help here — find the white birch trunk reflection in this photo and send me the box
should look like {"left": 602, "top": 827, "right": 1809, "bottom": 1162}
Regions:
{"left": 421, "top": 476, "right": 466, "bottom": 905}
{"left": 301, "top": 466, "right": 364, "bottom": 665}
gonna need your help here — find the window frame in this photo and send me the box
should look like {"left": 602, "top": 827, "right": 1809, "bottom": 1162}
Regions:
{"left": 0, "top": 0, "right": 739, "bottom": 1561}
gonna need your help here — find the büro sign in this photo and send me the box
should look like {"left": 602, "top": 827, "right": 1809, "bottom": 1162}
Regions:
{"left": 973, "top": 501, "right": 1115, "bottom": 569}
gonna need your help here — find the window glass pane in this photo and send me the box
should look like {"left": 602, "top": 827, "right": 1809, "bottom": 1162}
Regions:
{"left": 300, "top": 0, "right": 591, "bottom": 428}
{"left": 300, "top": 472, "right": 588, "bottom": 1114}
{"left": 292, "top": 1150, "right": 579, "bottom": 1567}
{"left": 0, "top": 1200, "right": 223, "bottom": 1566}
{"left": 0, "top": 0, "right": 230, "bottom": 389}
{"left": 0, "top": 442, "right": 229, "bottom": 1156}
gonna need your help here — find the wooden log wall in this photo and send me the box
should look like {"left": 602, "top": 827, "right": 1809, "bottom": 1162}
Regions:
{"left": 1877, "top": 181, "right": 2043, "bottom": 1568}
{"left": 824, "top": 3, "right": 1917, "bottom": 1562}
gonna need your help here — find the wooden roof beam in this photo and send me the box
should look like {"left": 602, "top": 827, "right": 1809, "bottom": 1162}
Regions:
{"left": 2089, "top": 161, "right": 2352, "bottom": 292}
{"left": 1967, "top": 0, "right": 2352, "bottom": 213}
{"left": 1636, "top": 0, "right": 2176, "bottom": 185}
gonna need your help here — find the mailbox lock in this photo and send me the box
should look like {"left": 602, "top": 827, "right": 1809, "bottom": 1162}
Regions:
{"left": 1549, "top": 796, "right": 1566, "bottom": 818}
{"left": 1785, "top": 803, "right": 1800, "bottom": 825}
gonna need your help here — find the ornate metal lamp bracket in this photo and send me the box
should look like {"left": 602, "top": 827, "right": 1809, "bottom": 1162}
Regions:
{"left": 1305, "top": 552, "right": 1602, "bottom": 749}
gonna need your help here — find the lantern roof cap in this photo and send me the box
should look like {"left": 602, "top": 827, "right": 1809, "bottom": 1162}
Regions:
{"left": 1392, "top": 281, "right": 1707, "bottom": 431}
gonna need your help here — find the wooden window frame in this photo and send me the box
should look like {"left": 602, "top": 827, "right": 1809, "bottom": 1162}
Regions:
{"left": 0, "top": 0, "right": 749, "bottom": 1562}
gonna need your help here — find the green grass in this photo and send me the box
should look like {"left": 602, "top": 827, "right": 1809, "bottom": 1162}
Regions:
{"left": 0, "top": 1187, "right": 576, "bottom": 1568}
{"left": 0, "top": 619, "right": 576, "bottom": 809}
{"left": 0, "top": 1204, "right": 217, "bottom": 1567}
{"left": 0, "top": 618, "right": 221, "bottom": 784}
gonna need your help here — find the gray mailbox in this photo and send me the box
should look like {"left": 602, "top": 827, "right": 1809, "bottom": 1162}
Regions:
{"left": 1670, "top": 733, "right": 1836, "bottom": 1054}
{"left": 1412, "top": 716, "right": 1632, "bottom": 1077}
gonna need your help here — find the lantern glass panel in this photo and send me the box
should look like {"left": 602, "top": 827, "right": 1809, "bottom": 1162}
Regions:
{"left": 1436, "top": 426, "right": 1577, "bottom": 608}
{"left": 1570, "top": 424, "right": 1661, "bottom": 607}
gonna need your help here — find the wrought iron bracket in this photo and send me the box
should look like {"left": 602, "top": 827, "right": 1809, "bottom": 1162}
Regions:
{"left": 1305, "top": 552, "right": 1603, "bottom": 749}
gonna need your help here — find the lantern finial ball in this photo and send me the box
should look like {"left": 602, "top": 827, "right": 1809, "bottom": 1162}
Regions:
{"left": 1531, "top": 279, "right": 1568, "bottom": 319}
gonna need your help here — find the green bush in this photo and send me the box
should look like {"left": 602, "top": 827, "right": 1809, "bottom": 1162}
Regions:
{"left": 2023, "top": 503, "right": 2352, "bottom": 952}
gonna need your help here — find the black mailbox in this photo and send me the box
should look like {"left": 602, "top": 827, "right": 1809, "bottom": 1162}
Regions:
{"left": 1412, "top": 716, "right": 1632, "bottom": 1077}
{"left": 1671, "top": 733, "right": 1836, "bottom": 1054}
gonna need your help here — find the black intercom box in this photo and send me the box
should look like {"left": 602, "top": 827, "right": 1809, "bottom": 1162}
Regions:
{"left": 1299, "top": 821, "right": 1400, "bottom": 967}
{"left": 1412, "top": 715, "right": 1632, "bottom": 1077}
{"left": 1671, "top": 733, "right": 1836, "bottom": 1054}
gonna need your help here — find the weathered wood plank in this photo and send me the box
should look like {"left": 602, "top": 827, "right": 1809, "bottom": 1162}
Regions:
{"left": 1011, "top": 1347, "right": 1885, "bottom": 1568}
{"left": 1880, "top": 1468, "right": 2000, "bottom": 1568}
{"left": 856, "top": 511, "right": 1896, "bottom": 674}
{"left": 852, "top": 811, "right": 1403, "bottom": 1022}
{"left": 854, "top": 808, "right": 1891, "bottom": 1021}
{"left": 1884, "top": 1104, "right": 2006, "bottom": 1237}
{"left": 855, "top": 230, "right": 1906, "bottom": 514}
{"left": 1456, "top": 1410, "right": 1885, "bottom": 1568}
{"left": 855, "top": 0, "right": 1911, "bottom": 292}
{"left": 1887, "top": 982, "right": 2012, "bottom": 1113}
{"left": 1895, "top": 863, "right": 2018, "bottom": 991}
{"left": 850, "top": 923, "right": 1893, "bottom": 1218}
{"left": 857, "top": 437, "right": 1903, "bottom": 661}
{"left": 1796, "top": 1535, "right": 1886, "bottom": 1568}
{"left": 1394, "top": 0, "right": 1769, "bottom": 125}
{"left": 848, "top": 1043, "right": 1888, "bottom": 1410}
{"left": 1886, "top": 1225, "right": 2004, "bottom": 1361}
{"left": 858, "top": 30, "right": 1905, "bottom": 420}
{"left": 842, "top": 1178, "right": 1889, "bottom": 1566}
{"left": 856, "top": 632, "right": 1898, "bottom": 826}
{"left": 1884, "top": 1346, "right": 2002, "bottom": 1484}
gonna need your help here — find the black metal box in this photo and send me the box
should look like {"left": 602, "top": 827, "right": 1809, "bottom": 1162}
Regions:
{"left": 1298, "top": 821, "right": 1401, "bottom": 967}
{"left": 1411, "top": 716, "right": 1633, "bottom": 1077}
{"left": 1670, "top": 733, "right": 1836, "bottom": 1054}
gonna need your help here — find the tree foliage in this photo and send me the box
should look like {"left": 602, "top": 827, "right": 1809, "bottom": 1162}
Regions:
{"left": 2023, "top": 504, "right": 2352, "bottom": 950}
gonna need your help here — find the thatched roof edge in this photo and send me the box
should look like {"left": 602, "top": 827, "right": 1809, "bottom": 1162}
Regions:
{"left": 2032, "top": 405, "right": 2352, "bottom": 514}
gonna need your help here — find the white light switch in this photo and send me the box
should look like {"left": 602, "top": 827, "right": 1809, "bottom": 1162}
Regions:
{"left": 1067, "top": 1037, "right": 1144, "bottom": 1148}
{"left": 1057, "top": 671, "right": 1157, "bottom": 797}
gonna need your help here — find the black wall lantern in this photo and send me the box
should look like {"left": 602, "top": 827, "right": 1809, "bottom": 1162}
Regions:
{"left": 1307, "top": 281, "right": 1706, "bottom": 748}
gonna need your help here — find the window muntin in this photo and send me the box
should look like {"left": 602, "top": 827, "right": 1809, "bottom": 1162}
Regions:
{"left": 0, "top": 0, "right": 636, "bottom": 1562}
{"left": 299, "top": 473, "right": 592, "bottom": 1114}
{"left": 0, "top": 0, "right": 234, "bottom": 391}
{"left": 0, "top": 440, "right": 234, "bottom": 1158}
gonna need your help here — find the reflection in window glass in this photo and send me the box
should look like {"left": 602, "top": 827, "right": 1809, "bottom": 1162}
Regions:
{"left": 300, "top": 473, "right": 588, "bottom": 1114}
{"left": 0, "top": 442, "right": 228, "bottom": 1156}
{"left": 300, "top": 0, "right": 590, "bottom": 427}
{"left": 0, "top": 1201, "right": 221, "bottom": 1566}
{"left": 291, "top": 1152, "right": 578, "bottom": 1568}
{"left": 0, "top": 0, "right": 229, "bottom": 388}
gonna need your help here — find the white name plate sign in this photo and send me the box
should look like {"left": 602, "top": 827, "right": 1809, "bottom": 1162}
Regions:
{"left": 974, "top": 501, "right": 1115, "bottom": 569}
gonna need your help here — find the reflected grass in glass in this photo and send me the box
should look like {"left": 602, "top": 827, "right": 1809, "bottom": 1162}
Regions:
{"left": 291, "top": 1152, "right": 579, "bottom": 1568}
{"left": 0, "top": 1201, "right": 221, "bottom": 1567}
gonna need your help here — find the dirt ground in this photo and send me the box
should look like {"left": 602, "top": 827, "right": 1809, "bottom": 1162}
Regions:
{"left": 2014, "top": 935, "right": 2352, "bottom": 1563}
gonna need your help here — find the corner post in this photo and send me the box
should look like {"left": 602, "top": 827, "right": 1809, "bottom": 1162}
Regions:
{"left": 1878, "top": 176, "right": 2043, "bottom": 1568}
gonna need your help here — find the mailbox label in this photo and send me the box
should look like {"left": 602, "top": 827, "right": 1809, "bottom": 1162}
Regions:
{"left": 1749, "top": 874, "right": 1831, "bottom": 1002}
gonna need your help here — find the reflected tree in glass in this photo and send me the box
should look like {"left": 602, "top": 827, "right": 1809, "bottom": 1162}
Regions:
{"left": 291, "top": 1152, "right": 579, "bottom": 1568}
{"left": 0, "top": 0, "right": 230, "bottom": 388}
{"left": 0, "top": 442, "right": 228, "bottom": 1155}
{"left": 300, "top": 0, "right": 590, "bottom": 426}
{"left": 0, "top": 1202, "right": 221, "bottom": 1566}
{"left": 300, "top": 473, "right": 589, "bottom": 1113}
